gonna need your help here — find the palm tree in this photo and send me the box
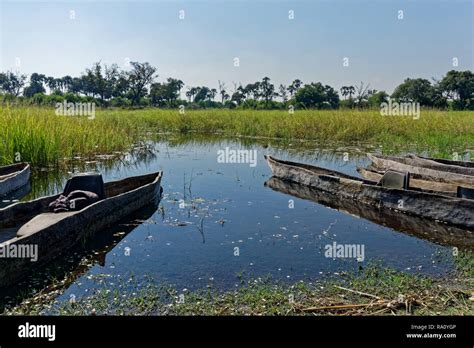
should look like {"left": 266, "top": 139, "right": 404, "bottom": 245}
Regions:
{"left": 209, "top": 88, "right": 217, "bottom": 101}
{"left": 347, "top": 86, "right": 355, "bottom": 99}
{"left": 288, "top": 79, "right": 302, "bottom": 98}
{"left": 340, "top": 86, "right": 349, "bottom": 100}
{"left": 218, "top": 80, "right": 227, "bottom": 104}
{"left": 278, "top": 84, "right": 288, "bottom": 103}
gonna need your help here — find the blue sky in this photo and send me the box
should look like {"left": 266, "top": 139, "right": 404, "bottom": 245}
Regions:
{"left": 0, "top": 0, "right": 472, "bottom": 93}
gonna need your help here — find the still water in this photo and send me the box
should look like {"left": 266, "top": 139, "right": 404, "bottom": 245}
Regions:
{"left": 3, "top": 137, "right": 462, "bottom": 302}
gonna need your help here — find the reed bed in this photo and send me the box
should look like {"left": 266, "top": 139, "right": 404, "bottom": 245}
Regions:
{"left": 1, "top": 106, "right": 472, "bottom": 166}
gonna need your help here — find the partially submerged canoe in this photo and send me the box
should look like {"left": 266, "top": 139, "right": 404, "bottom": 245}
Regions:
{"left": 265, "top": 155, "right": 473, "bottom": 229}
{"left": 0, "top": 163, "right": 30, "bottom": 196}
{"left": 265, "top": 177, "right": 474, "bottom": 249}
{"left": 367, "top": 153, "right": 474, "bottom": 188}
{"left": 357, "top": 167, "right": 458, "bottom": 194}
{"left": 0, "top": 171, "right": 163, "bottom": 288}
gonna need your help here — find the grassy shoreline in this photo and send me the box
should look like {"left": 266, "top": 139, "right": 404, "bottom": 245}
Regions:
{"left": 5, "top": 258, "right": 473, "bottom": 316}
{"left": 1, "top": 107, "right": 473, "bottom": 166}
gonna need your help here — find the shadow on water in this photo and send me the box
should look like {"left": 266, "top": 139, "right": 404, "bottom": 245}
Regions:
{"left": 265, "top": 177, "right": 474, "bottom": 250}
{"left": 0, "top": 202, "right": 160, "bottom": 312}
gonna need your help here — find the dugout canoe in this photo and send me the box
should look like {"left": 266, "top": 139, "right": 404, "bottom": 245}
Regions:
{"left": 265, "top": 155, "right": 473, "bottom": 229}
{"left": 419, "top": 155, "right": 474, "bottom": 169}
{"left": 0, "top": 163, "right": 30, "bottom": 197}
{"left": 357, "top": 167, "right": 458, "bottom": 194}
{"left": 0, "top": 171, "right": 163, "bottom": 288}
{"left": 265, "top": 177, "right": 474, "bottom": 249}
{"left": 0, "top": 204, "right": 158, "bottom": 304}
{"left": 400, "top": 154, "right": 474, "bottom": 176}
{"left": 367, "top": 153, "right": 474, "bottom": 188}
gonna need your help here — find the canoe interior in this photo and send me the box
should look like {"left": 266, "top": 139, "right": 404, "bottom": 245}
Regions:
{"left": 370, "top": 153, "right": 474, "bottom": 176}
{"left": 357, "top": 167, "right": 458, "bottom": 196}
{"left": 0, "top": 163, "right": 29, "bottom": 178}
{"left": 0, "top": 171, "right": 162, "bottom": 241}
{"left": 265, "top": 155, "right": 374, "bottom": 183}
{"left": 267, "top": 155, "right": 459, "bottom": 196}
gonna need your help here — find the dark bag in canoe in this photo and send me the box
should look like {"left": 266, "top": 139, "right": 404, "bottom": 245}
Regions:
{"left": 457, "top": 186, "right": 474, "bottom": 199}
{"left": 377, "top": 170, "right": 410, "bottom": 190}
{"left": 63, "top": 173, "right": 105, "bottom": 199}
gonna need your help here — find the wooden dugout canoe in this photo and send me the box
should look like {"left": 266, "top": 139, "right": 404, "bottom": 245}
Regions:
{"left": 0, "top": 163, "right": 31, "bottom": 197}
{"left": 0, "top": 171, "right": 163, "bottom": 288}
{"left": 265, "top": 177, "right": 474, "bottom": 249}
{"left": 419, "top": 155, "right": 474, "bottom": 169}
{"left": 367, "top": 153, "right": 474, "bottom": 188}
{"left": 265, "top": 155, "right": 474, "bottom": 229}
{"left": 357, "top": 167, "right": 458, "bottom": 195}
{"left": 0, "top": 204, "right": 158, "bottom": 302}
{"left": 400, "top": 154, "right": 474, "bottom": 176}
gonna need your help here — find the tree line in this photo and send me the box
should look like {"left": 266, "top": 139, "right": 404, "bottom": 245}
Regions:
{"left": 0, "top": 61, "right": 472, "bottom": 110}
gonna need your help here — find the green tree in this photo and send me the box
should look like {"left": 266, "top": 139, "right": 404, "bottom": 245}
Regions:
{"left": 278, "top": 84, "right": 288, "bottom": 103}
{"left": 260, "top": 77, "right": 275, "bottom": 107}
{"left": 0, "top": 71, "right": 27, "bottom": 96}
{"left": 367, "top": 90, "right": 389, "bottom": 108}
{"left": 340, "top": 86, "right": 355, "bottom": 100}
{"left": 288, "top": 79, "right": 303, "bottom": 99}
{"left": 23, "top": 73, "right": 46, "bottom": 97}
{"left": 127, "top": 62, "right": 157, "bottom": 106}
{"left": 391, "top": 78, "right": 435, "bottom": 106}
{"left": 295, "top": 82, "right": 339, "bottom": 109}
{"left": 438, "top": 70, "right": 474, "bottom": 109}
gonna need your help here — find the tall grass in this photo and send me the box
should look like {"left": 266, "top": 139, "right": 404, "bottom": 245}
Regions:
{"left": 0, "top": 106, "right": 472, "bottom": 166}
{"left": 0, "top": 106, "right": 152, "bottom": 166}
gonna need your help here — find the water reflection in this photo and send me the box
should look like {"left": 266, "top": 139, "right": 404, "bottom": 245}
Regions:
{"left": 0, "top": 135, "right": 461, "bottom": 302}
{"left": 265, "top": 177, "right": 474, "bottom": 250}
{"left": 0, "top": 203, "right": 159, "bottom": 312}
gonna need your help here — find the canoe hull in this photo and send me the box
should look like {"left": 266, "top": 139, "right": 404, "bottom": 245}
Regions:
{"left": 0, "top": 171, "right": 162, "bottom": 288}
{"left": 265, "top": 155, "right": 474, "bottom": 229}
{"left": 0, "top": 163, "right": 31, "bottom": 197}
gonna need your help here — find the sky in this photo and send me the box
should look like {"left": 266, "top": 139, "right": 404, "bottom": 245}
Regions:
{"left": 0, "top": 0, "right": 472, "bottom": 94}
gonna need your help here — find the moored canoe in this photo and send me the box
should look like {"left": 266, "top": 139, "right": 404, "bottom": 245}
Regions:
{"left": 265, "top": 155, "right": 473, "bottom": 229}
{"left": 367, "top": 154, "right": 474, "bottom": 188}
{"left": 419, "top": 155, "right": 474, "bottom": 168}
{"left": 0, "top": 171, "right": 163, "bottom": 288}
{"left": 0, "top": 163, "right": 31, "bottom": 197}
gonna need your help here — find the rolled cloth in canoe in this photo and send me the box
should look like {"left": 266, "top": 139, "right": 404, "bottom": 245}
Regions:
{"left": 48, "top": 190, "right": 100, "bottom": 213}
